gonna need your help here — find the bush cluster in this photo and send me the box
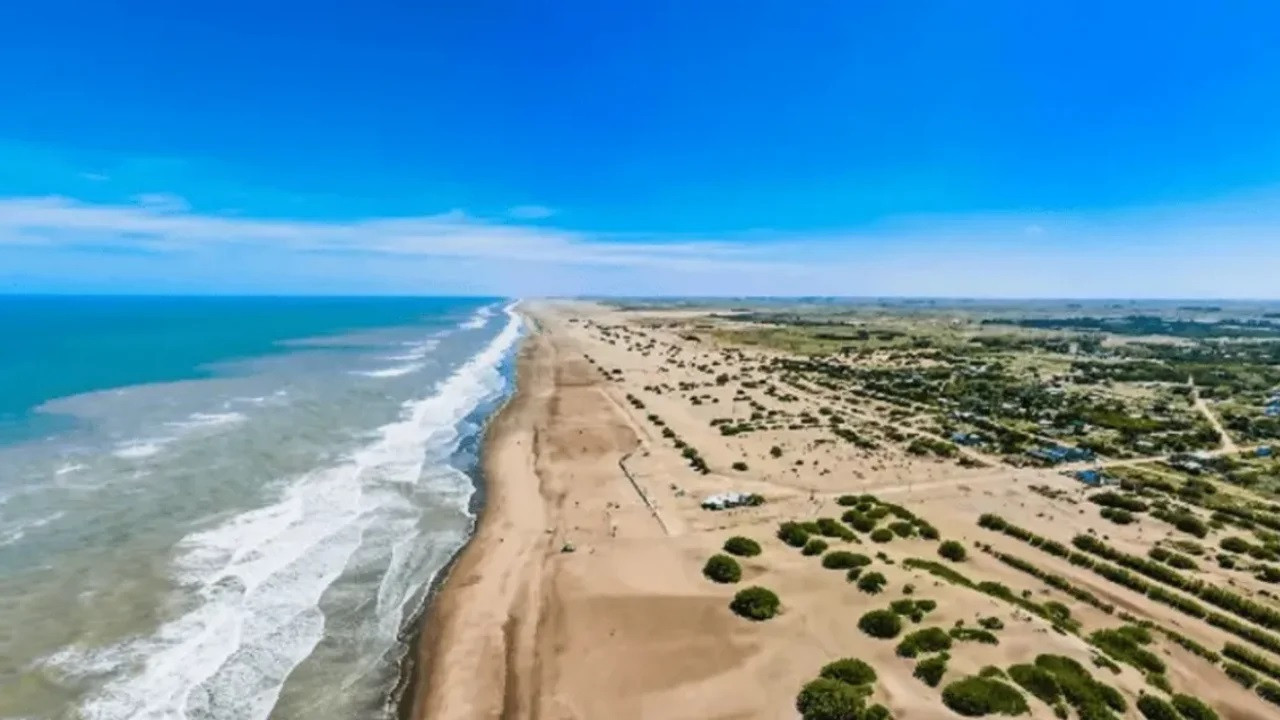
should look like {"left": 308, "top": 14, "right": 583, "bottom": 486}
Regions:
{"left": 823, "top": 551, "right": 866, "bottom": 570}
{"left": 723, "top": 536, "right": 762, "bottom": 557}
{"left": 857, "top": 571, "right": 888, "bottom": 595}
{"left": 1088, "top": 626, "right": 1165, "bottom": 675}
{"left": 796, "top": 655, "right": 891, "bottom": 720}
{"left": 951, "top": 627, "right": 999, "bottom": 645}
{"left": 939, "top": 540, "right": 967, "bottom": 562}
{"left": 1007, "top": 664, "right": 1061, "bottom": 705}
{"left": 1170, "top": 694, "right": 1219, "bottom": 720}
{"left": 795, "top": 678, "right": 866, "bottom": 720}
{"left": 729, "top": 586, "right": 780, "bottom": 621}
{"left": 858, "top": 609, "right": 904, "bottom": 639}
{"left": 870, "top": 528, "right": 894, "bottom": 543}
{"left": 914, "top": 653, "right": 949, "bottom": 687}
{"left": 702, "top": 554, "right": 742, "bottom": 583}
{"left": 778, "top": 521, "right": 810, "bottom": 548}
{"left": 1089, "top": 491, "right": 1148, "bottom": 512}
{"left": 803, "top": 538, "right": 830, "bottom": 556}
{"left": 819, "top": 658, "right": 877, "bottom": 686}
{"left": 1033, "top": 654, "right": 1125, "bottom": 719}
{"left": 1135, "top": 694, "right": 1178, "bottom": 720}
{"left": 896, "top": 627, "right": 952, "bottom": 658}
{"left": 816, "top": 517, "right": 857, "bottom": 541}
{"left": 940, "top": 676, "right": 1030, "bottom": 717}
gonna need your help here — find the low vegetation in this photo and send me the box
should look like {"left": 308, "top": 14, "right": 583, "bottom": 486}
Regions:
{"left": 729, "top": 586, "right": 780, "bottom": 621}
{"left": 702, "top": 554, "right": 742, "bottom": 583}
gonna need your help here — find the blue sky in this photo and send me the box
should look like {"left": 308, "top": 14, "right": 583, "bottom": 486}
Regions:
{"left": 2, "top": 2, "right": 1279, "bottom": 297}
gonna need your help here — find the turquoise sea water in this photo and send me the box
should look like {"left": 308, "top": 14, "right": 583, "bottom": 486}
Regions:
{"left": 0, "top": 296, "right": 521, "bottom": 720}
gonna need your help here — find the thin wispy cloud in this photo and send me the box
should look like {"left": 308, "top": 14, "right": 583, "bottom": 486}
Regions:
{"left": 2, "top": 191, "right": 1279, "bottom": 297}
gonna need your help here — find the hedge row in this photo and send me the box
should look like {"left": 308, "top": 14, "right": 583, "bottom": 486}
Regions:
{"left": 986, "top": 547, "right": 1116, "bottom": 615}
{"left": 978, "top": 514, "right": 1280, "bottom": 657}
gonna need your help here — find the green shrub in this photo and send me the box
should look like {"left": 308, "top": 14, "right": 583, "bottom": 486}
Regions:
{"left": 919, "top": 524, "right": 940, "bottom": 540}
{"left": 847, "top": 514, "right": 878, "bottom": 533}
{"left": 858, "top": 609, "right": 904, "bottom": 639}
{"left": 837, "top": 495, "right": 859, "bottom": 506}
{"left": 819, "top": 657, "right": 877, "bottom": 686}
{"left": 845, "top": 567, "right": 863, "bottom": 582}
{"left": 1034, "top": 654, "right": 1125, "bottom": 716}
{"left": 951, "top": 627, "right": 999, "bottom": 645}
{"left": 702, "top": 554, "right": 742, "bottom": 583}
{"left": 822, "top": 551, "right": 864, "bottom": 570}
{"left": 1223, "top": 662, "right": 1259, "bottom": 688}
{"left": 889, "top": 520, "right": 916, "bottom": 538}
{"left": 1170, "top": 695, "right": 1219, "bottom": 720}
{"left": 1136, "top": 694, "right": 1179, "bottom": 720}
{"left": 1008, "top": 664, "right": 1061, "bottom": 705}
{"left": 818, "top": 517, "right": 855, "bottom": 541}
{"left": 916, "top": 599, "right": 937, "bottom": 612}
{"left": 730, "top": 586, "right": 780, "bottom": 620}
{"left": 863, "top": 705, "right": 892, "bottom": 720}
{"left": 941, "top": 676, "right": 1030, "bottom": 716}
{"left": 732, "top": 461, "right": 748, "bottom": 471}
{"left": 914, "top": 653, "right": 949, "bottom": 687}
{"left": 980, "top": 666, "right": 1008, "bottom": 679}
{"left": 803, "top": 538, "right": 830, "bottom": 556}
{"left": 778, "top": 521, "right": 810, "bottom": 548}
{"left": 897, "top": 627, "right": 952, "bottom": 658}
{"left": 857, "top": 571, "right": 887, "bottom": 594}
{"left": 978, "top": 616, "right": 1004, "bottom": 630}
{"left": 1100, "top": 507, "right": 1135, "bottom": 525}
{"left": 1258, "top": 680, "right": 1280, "bottom": 707}
{"left": 795, "top": 678, "right": 866, "bottom": 720}
{"left": 723, "top": 536, "right": 762, "bottom": 557}
{"left": 939, "top": 540, "right": 968, "bottom": 562}
{"left": 870, "top": 528, "right": 894, "bottom": 543}
{"left": 1145, "top": 672, "right": 1171, "bottom": 693}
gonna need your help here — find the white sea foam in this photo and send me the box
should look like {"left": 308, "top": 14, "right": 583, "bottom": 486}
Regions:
{"left": 166, "top": 412, "right": 247, "bottom": 430}
{"left": 55, "top": 463, "right": 88, "bottom": 476}
{"left": 0, "top": 510, "right": 66, "bottom": 547}
{"left": 353, "top": 362, "right": 424, "bottom": 379}
{"left": 458, "top": 304, "right": 495, "bottom": 330}
{"left": 62, "top": 306, "right": 524, "bottom": 720}
{"left": 112, "top": 440, "right": 169, "bottom": 460}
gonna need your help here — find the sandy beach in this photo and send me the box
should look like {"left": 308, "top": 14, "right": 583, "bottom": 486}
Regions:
{"left": 408, "top": 302, "right": 1275, "bottom": 720}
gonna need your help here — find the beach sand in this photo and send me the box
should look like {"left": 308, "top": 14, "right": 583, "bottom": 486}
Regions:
{"left": 408, "top": 302, "right": 1273, "bottom": 720}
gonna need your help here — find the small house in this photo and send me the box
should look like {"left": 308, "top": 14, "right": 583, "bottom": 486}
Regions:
{"left": 1075, "top": 469, "right": 1103, "bottom": 486}
{"left": 1259, "top": 446, "right": 1274, "bottom": 458}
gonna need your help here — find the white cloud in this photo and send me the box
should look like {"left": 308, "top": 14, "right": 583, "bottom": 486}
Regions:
{"left": 2, "top": 191, "right": 1280, "bottom": 297}
{"left": 506, "top": 204, "right": 556, "bottom": 219}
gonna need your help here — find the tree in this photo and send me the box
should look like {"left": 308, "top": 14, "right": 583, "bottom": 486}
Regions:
{"left": 939, "top": 540, "right": 968, "bottom": 562}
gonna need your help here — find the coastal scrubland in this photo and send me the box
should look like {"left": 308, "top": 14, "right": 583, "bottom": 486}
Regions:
{"left": 414, "top": 299, "right": 1280, "bottom": 719}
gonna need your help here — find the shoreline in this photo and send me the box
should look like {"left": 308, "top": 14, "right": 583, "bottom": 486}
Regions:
{"left": 391, "top": 345, "right": 521, "bottom": 720}
{"left": 399, "top": 308, "right": 546, "bottom": 720}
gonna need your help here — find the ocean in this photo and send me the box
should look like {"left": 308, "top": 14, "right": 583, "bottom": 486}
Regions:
{"left": 0, "top": 296, "right": 522, "bottom": 720}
